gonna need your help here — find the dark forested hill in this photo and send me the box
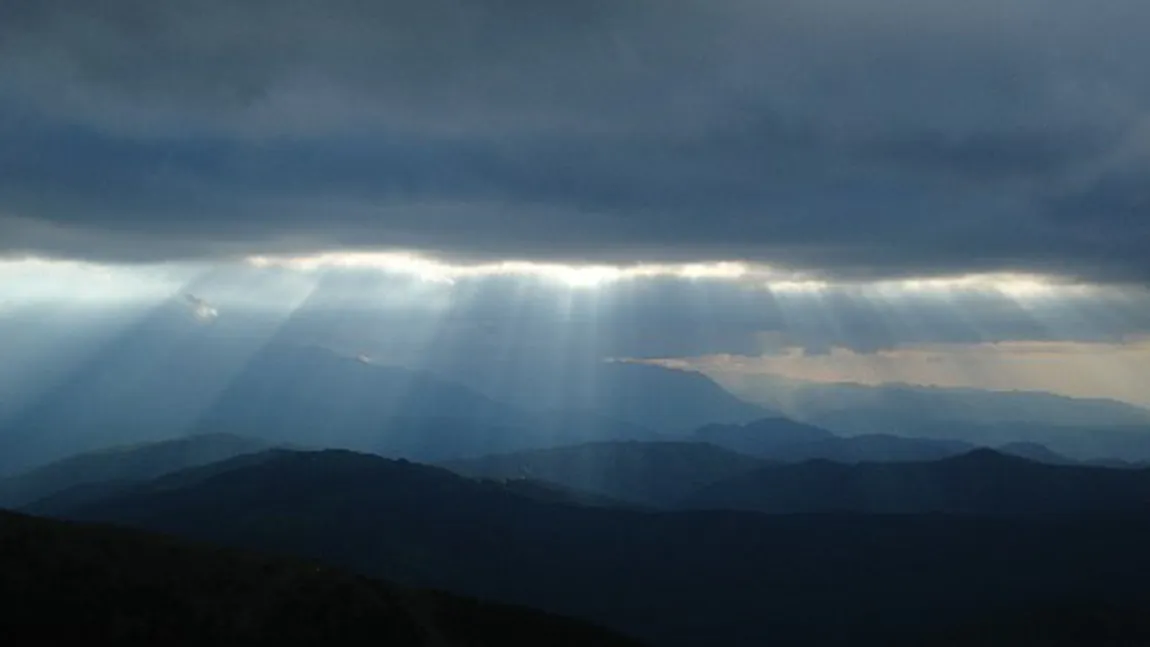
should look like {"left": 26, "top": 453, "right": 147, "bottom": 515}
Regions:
{"left": 39, "top": 449, "right": 1150, "bottom": 646}
{"left": 441, "top": 441, "right": 764, "bottom": 506}
{"left": 682, "top": 448, "right": 1150, "bottom": 514}
{"left": 0, "top": 509, "right": 643, "bottom": 647}
{"left": 757, "top": 433, "right": 974, "bottom": 463}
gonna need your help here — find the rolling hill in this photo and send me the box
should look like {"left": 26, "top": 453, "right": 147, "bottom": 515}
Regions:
{"left": 441, "top": 441, "right": 764, "bottom": 506}
{"left": 683, "top": 449, "right": 1150, "bottom": 514}
{"left": 0, "top": 433, "right": 272, "bottom": 509}
{"left": 38, "top": 449, "right": 1150, "bottom": 646}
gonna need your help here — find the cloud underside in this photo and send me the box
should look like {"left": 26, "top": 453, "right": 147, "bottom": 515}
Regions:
{"left": 1, "top": 0, "right": 1149, "bottom": 283}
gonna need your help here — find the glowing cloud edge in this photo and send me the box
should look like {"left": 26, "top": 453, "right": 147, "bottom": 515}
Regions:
{"left": 242, "top": 252, "right": 1097, "bottom": 297}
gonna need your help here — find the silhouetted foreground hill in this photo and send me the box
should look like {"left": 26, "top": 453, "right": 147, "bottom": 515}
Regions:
{"left": 912, "top": 602, "right": 1150, "bottom": 647}
{"left": 41, "top": 450, "right": 1150, "bottom": 646}
{"left": 0, "top": 433, "right": 272, "bottom": 509}
{"left": 0, "top": 509, "right": 643, "bottom": 647}
{"left": 442, "top": 441, "right": 764, "bottom": 506}
{"left": 684, "top": 449, "right": 1150, "bottom": 514}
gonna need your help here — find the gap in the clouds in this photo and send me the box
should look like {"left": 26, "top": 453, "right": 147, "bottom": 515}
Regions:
{"left": 246, "top": 252, "right": 758, "bottom": 289}
{"left": 4, "top": 255, "right": 1148, "bottom": 426}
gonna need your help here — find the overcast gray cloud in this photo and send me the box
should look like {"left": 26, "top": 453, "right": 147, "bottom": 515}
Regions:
{"left": 1, "top": 0, "right": 1149, "bottom": 282}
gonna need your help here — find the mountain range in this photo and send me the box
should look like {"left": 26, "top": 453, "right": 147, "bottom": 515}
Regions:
{"left": 0, "top": 342, "right": 756, "bottom": 474}
{"left": 724, "top": 375, "right": 1150, "bottom": 460}
{"left": 442, "top": 441, "right": 763, "bottom": 507}
{"left": 7, "top": 339, "right": 1150, "bottom": 478}
{"left": 7, "top": 429, "right": 1126, "bottom": 515}
{"left": 30, "top": 447, "right": 1150, "bottom": 646}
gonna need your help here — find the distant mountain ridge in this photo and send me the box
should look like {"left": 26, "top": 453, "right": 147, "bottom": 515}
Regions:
{"left": 422, "top": 356, "right": 771, "bottom": 432}
{"left": 728, "top": 376, "right": 1150, "bottom": 427}
{"left": 0, "top": 433, "right": 272, "bottom": 509}
{"left": 722, "top": 374, "right": 1150, "bottom": 460}
{"left": 6, "top": 421, "right": 1096, "bottom": 516}
{"left": 691, "top": 418, "right": 985, "bottom": 463}
{"left": 1, "top": 341, "right": 770, "bottom": 473}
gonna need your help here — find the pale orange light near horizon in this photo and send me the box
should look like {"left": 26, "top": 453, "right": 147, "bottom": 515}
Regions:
{"left": 625, "top": 337, "right": 1150, "bottom": 410}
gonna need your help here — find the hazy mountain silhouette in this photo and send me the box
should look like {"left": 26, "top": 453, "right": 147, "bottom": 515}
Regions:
{"left": 196, "top": 347, "right": 680, "bottom": 457}
{"left": 0, "top": 338, "right": 687, "bottom": 472}
{"left": 427, "top": 357, "right": 771, "bottom": 433}
{"left": 755, "top": 433, "right": 975, "bottom": 463}
{"left": 441, "top": 441, "right": 765, "bottom": 506}
{"left": 0, "top": 509, "right": 644, "bottom": 647}
{"left": 692, "top": 417, "right": 837, "bottom": 455}
{"left": 830, "top": 420, "right": 1150, "bottom": 463}
{"left": 0, "top": 433, "right": 272, "bottom": 509}
{"left": 996, "top": 441, "right": 1077, "bottom": 465}
{"left": 726, "top": 376, "right": 1150, "bottom": 460}
{"left": 195, "top": 344, "right": 763, "bottom": 453}
{"left": 0, "top": 309, "right": 276, "bottom": 474}
{"left": 23, "top": 449, "right": 303, "bottom": 517}
{"left": 732, "top": 376, "right": 1150, "bottom": 428}
{"left": 40, "top": 449, "right": 1150, "bottom": 646}
{"left": 196, "top": 344, "right": 520, "bottom": 435}
{"left": 195, "top": 345, "right": 678, "bottom": 461}
{"left": 683, "top": 449, "right": 1150, "bottom": 514}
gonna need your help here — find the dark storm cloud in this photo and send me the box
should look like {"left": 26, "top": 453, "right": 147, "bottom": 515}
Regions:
{"left": 1, "top": 0, "right": 1149, "bottom": 282}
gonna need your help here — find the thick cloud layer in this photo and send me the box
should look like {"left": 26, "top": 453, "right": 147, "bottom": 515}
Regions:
{"left": 1, "top": 0, "right": 1149, "bottom": 282}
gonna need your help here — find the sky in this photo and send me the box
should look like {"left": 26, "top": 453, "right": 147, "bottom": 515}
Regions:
{"left": 1, "top": 1, "right": 1149, "bottom": 407}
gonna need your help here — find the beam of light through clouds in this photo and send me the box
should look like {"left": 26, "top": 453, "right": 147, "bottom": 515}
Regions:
{"left": 3, "top": 257, "right": 1149, "bottom": 414}
{"left": 1, "top": 0, "right": 1149, "bottom": 428}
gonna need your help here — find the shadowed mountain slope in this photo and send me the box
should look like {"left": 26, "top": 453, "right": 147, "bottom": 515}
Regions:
{"left": 692, "top": 417, "right": 836, "bottom": 455}
{"left": 441, "top": 441, "right": 765, "bottom": 506}
{"left": 683, "top": 449, "right": 1150, "bottom": 514}
{"left": 0, "top": 509, "right": 643, "bottom": 646}
{"left": 0, "top": 433, "right": 272, "bottom": 509}
{"left": 39, "top": 449, "right": 1150, "bottom": 646}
